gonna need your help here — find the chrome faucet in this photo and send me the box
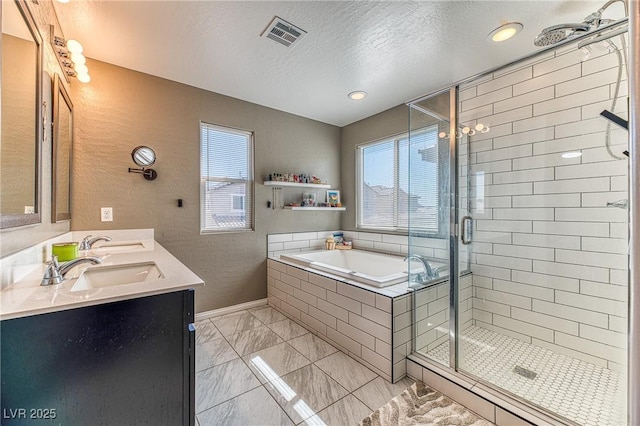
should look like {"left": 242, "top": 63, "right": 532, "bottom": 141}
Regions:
{"left": 79, "top": 235, "right": 112, "bottom": 250}
{"left": 41, "top": 255, "right": 102, "bottom": 286}
{"left": 404, "top": 254, "right": 434, "bottom": 284}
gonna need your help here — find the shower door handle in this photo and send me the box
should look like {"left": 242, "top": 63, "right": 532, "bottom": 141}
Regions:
{"left": 460, "top": 216, "right": 473, "bottom": 245}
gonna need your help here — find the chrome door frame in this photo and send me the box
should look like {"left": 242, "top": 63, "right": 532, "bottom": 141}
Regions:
{"left": 628, "top": 1, "right": 639, "bottom": 425}
{"left": 447, "top": 86, "right": 459, "bottom": 369}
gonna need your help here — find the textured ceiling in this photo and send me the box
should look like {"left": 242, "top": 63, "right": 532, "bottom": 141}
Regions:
{"left": 53, "top": 1, "right": 622, "bottom": 127}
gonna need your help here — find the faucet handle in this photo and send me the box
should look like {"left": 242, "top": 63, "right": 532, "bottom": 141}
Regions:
{"left": 41, "top": 256, "right": 63, "bottom": 286}
{"left": 79, "top": 235, "right": 93, "bottom": 250}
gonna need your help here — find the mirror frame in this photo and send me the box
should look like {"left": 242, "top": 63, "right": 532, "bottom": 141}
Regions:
{"left": 52, "top": 73, "right": 73, "bottom": 222}
{"left": 0, "top": 0, "right": 43, "bottom": 229}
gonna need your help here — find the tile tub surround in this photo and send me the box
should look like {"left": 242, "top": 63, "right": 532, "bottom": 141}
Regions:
{"left": 267, "top": 230, "right": 456, "bottom": 383}
{"left": 268, "top": 257, "right": 417, "bottom": 382}
{"left": 267, "top": 230, "right": 449, "bottom": 263}
{"left": 195, "top": 306, "right": 417, "bottom": 426}
{"left": 460, "top": 39, "right": 629, "bottom": 368}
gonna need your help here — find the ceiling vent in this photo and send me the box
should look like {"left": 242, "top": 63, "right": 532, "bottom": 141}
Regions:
{"left": 261, "top": 16, "right": 306, "bottom": 48}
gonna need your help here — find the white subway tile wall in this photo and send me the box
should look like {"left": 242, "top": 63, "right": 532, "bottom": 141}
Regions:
{"left": 267, "top": 230, "right": 448, "bottom": 263}
{"left": 460, "top": 41, "right": 629, "bottom": 370}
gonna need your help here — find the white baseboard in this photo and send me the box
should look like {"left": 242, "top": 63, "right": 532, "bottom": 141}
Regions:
{"left": 195, "top": 298, "right": 268, "bottom": 321}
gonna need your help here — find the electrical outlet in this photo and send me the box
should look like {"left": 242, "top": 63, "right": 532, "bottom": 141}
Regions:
{"left": 101, "top": 207, "right": 113, "bottom": 222}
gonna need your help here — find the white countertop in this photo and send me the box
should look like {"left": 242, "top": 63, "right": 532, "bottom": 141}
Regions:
{"left": 0, "top": 229, "right": 204, "bottom": 320}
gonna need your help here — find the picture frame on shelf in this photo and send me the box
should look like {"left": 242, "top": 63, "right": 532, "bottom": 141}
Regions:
{"left": 326, "top": 190, "right": 340, "bottom": 206}
{"left": 302, "top": 192, "right": 316, "bottom": 207}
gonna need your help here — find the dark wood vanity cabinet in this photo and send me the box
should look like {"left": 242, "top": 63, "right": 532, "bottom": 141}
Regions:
{"left": 1, "top": 289, "right": 195, "bottom": 425}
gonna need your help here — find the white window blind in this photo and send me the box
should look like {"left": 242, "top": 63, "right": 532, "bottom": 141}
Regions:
{"left": 200, "top": 122, "right": 254, "bottom": 232}
{"left": 357, "top": 126, "right": 439, "bottom": 233}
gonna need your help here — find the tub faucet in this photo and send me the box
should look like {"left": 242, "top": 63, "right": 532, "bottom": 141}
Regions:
{"left": 79, "top": 235, "right": 112, "bottom": 250}
{"left": 404, "top": 254, "right": 434, "bottom": 283}
{"left": 41, "top": 255, "right": 102, "bottom": 286}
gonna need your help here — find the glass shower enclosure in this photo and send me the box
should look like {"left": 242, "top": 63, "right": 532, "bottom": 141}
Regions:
{"left": 408, "top": 20, "right": 629, "bottom": 425}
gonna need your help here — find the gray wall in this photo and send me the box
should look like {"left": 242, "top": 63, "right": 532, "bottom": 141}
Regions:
{"left": 70, "top": 59, "right": 341, "bottom": 313}
{"left": 340, "top": 105, "right": 408, "bottom": 231}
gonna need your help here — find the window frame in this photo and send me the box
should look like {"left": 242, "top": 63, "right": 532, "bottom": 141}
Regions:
{"left": 355, "top": 126, "right": 446, "bottom": 237}
{"left": 200, "top": 122, "right": 255, "bottom": 234}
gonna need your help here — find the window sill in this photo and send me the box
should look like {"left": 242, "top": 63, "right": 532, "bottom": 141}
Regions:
{"left": 200, "top": 228, "right": 254, "bottom": 235}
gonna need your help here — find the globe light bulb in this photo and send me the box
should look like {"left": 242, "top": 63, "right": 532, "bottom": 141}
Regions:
{"left": 71, "top": 52, "right": 86, "bottom": 65}
{"left": 66, "top": 39, "right": 83, "bottom": 54}
{"left": 77, "top": 73, "right": 91, "bottom": 83}
{"left": 74, "top": 64, "right": 88, "bottom": 74}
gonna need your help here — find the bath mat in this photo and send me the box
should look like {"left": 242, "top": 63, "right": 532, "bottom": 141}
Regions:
{"left": 359, "top": 381, "right": 495, "bottom": 426}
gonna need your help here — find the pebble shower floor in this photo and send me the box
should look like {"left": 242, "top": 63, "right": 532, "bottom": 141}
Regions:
{"left": 425, "top": 326, "right": 626, "bottom": 426}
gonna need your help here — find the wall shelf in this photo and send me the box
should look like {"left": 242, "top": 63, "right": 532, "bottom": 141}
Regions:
{"left": 284, "top": 206, "right": 346, "bottom": 211}
{"left": 263, "top": 181, "right": 331, "bottom": 189}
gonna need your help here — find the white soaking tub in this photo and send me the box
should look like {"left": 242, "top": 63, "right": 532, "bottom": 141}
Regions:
{"left": 280, "top": 249, "right": 446, "bottom": 288}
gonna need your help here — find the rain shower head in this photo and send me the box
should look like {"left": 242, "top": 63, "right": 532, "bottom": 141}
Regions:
{"left": 533, "top": 23, "right": 591, "bottom": 46}
{"left": 534, "top": 0, "right": 627, "bottom": 47}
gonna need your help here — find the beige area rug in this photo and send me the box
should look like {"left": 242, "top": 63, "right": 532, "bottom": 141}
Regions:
{"left": 359, "top": 381, "right": 495, "bottom": 426}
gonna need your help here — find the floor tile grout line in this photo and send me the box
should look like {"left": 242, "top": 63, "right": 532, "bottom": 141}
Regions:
{"left": 196, "top": 313, "right": 267, "bottom": 413}
{"left": 232, "top": 309, "right": 373, "bottom": 422}
{"left": 196, "top": 306, "right": 405, "bottom": 424}
{"left": 195, "top": 378, "right": 263, "bottom": 415}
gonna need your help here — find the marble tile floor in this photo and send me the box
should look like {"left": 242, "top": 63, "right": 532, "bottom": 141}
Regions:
{"left": 422, "top": 325, "right": 626, "bottom": 426}
{"left": 195, "top": 306, "right": 415, "bottom": 426}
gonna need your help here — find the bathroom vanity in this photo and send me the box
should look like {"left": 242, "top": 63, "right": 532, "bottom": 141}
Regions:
{"left": 0, "top": 230, "right": 204, "bottom": 425}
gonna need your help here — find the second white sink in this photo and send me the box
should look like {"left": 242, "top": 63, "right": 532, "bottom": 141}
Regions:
{"left": 91, "top": 242, "right": 146, "bottom": 253}
{"left": 71, "top": 262, "right": 164, "bottom": 292}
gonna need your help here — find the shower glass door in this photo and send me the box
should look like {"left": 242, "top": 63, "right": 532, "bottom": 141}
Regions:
{"left": 455, "top": 23, "right": 629, "bottom": 425}
{"left": 408, "top": 90, "right": 454, "bottom": 367}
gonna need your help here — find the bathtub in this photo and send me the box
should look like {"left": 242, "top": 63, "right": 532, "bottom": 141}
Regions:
{"left": 280, "top": 249, "right": 447, "bottom": 288}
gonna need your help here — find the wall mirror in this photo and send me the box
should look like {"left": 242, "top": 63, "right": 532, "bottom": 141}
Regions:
{"left": 52, "top": 74, "right": 73, "bottom": 222}
{"left": 1, "top": 0, "right": 43, "bottom": 229}
{"left": 131, "top": 146, "right": 156, "bottom": 167}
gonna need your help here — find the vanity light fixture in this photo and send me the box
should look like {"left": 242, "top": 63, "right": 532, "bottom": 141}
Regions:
{"left": 488, "top": 22, "right": 523, "bottom": 42}
{"left": 51, "top": 29, "right": 91, "bottom": 83}
{"left": 348, "top": 91, "right": 367, "bottom": 100}
{"left": 448, "top": 122, "right": 490, "bottom": 138}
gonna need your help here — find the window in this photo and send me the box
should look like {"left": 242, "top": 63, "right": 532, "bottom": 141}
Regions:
{"left": 230, "top": 194, "right": 244, "bottom": 212}
{"left": 356, "top": 125, "right": 442, "bottom": 234}
{"left": 200, "top": 122, "right": 254, "bottom": 232}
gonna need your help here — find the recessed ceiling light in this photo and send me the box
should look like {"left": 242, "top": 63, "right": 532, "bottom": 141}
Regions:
{"left": 348, "top": 91, "right": 367, "bottom": 100}
{"left": 562, "top": 151, "right": 582, "bottom": 159}
{"left": 488, "top": 22, "right": 523, "bottom": 42}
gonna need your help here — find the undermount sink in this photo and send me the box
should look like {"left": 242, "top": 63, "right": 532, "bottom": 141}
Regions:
{"left": 71, "top": 262, "right": 164, "bottom": 292}
{"left": 91, "top": 242, "right": 145, "bottom": 253}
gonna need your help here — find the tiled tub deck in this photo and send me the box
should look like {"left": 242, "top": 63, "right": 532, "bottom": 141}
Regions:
{"left": 267, "top": 256, "right": 469, "bottom": 383}
{"left": 267, "top": 257, "right": 411, "bottom": 382}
